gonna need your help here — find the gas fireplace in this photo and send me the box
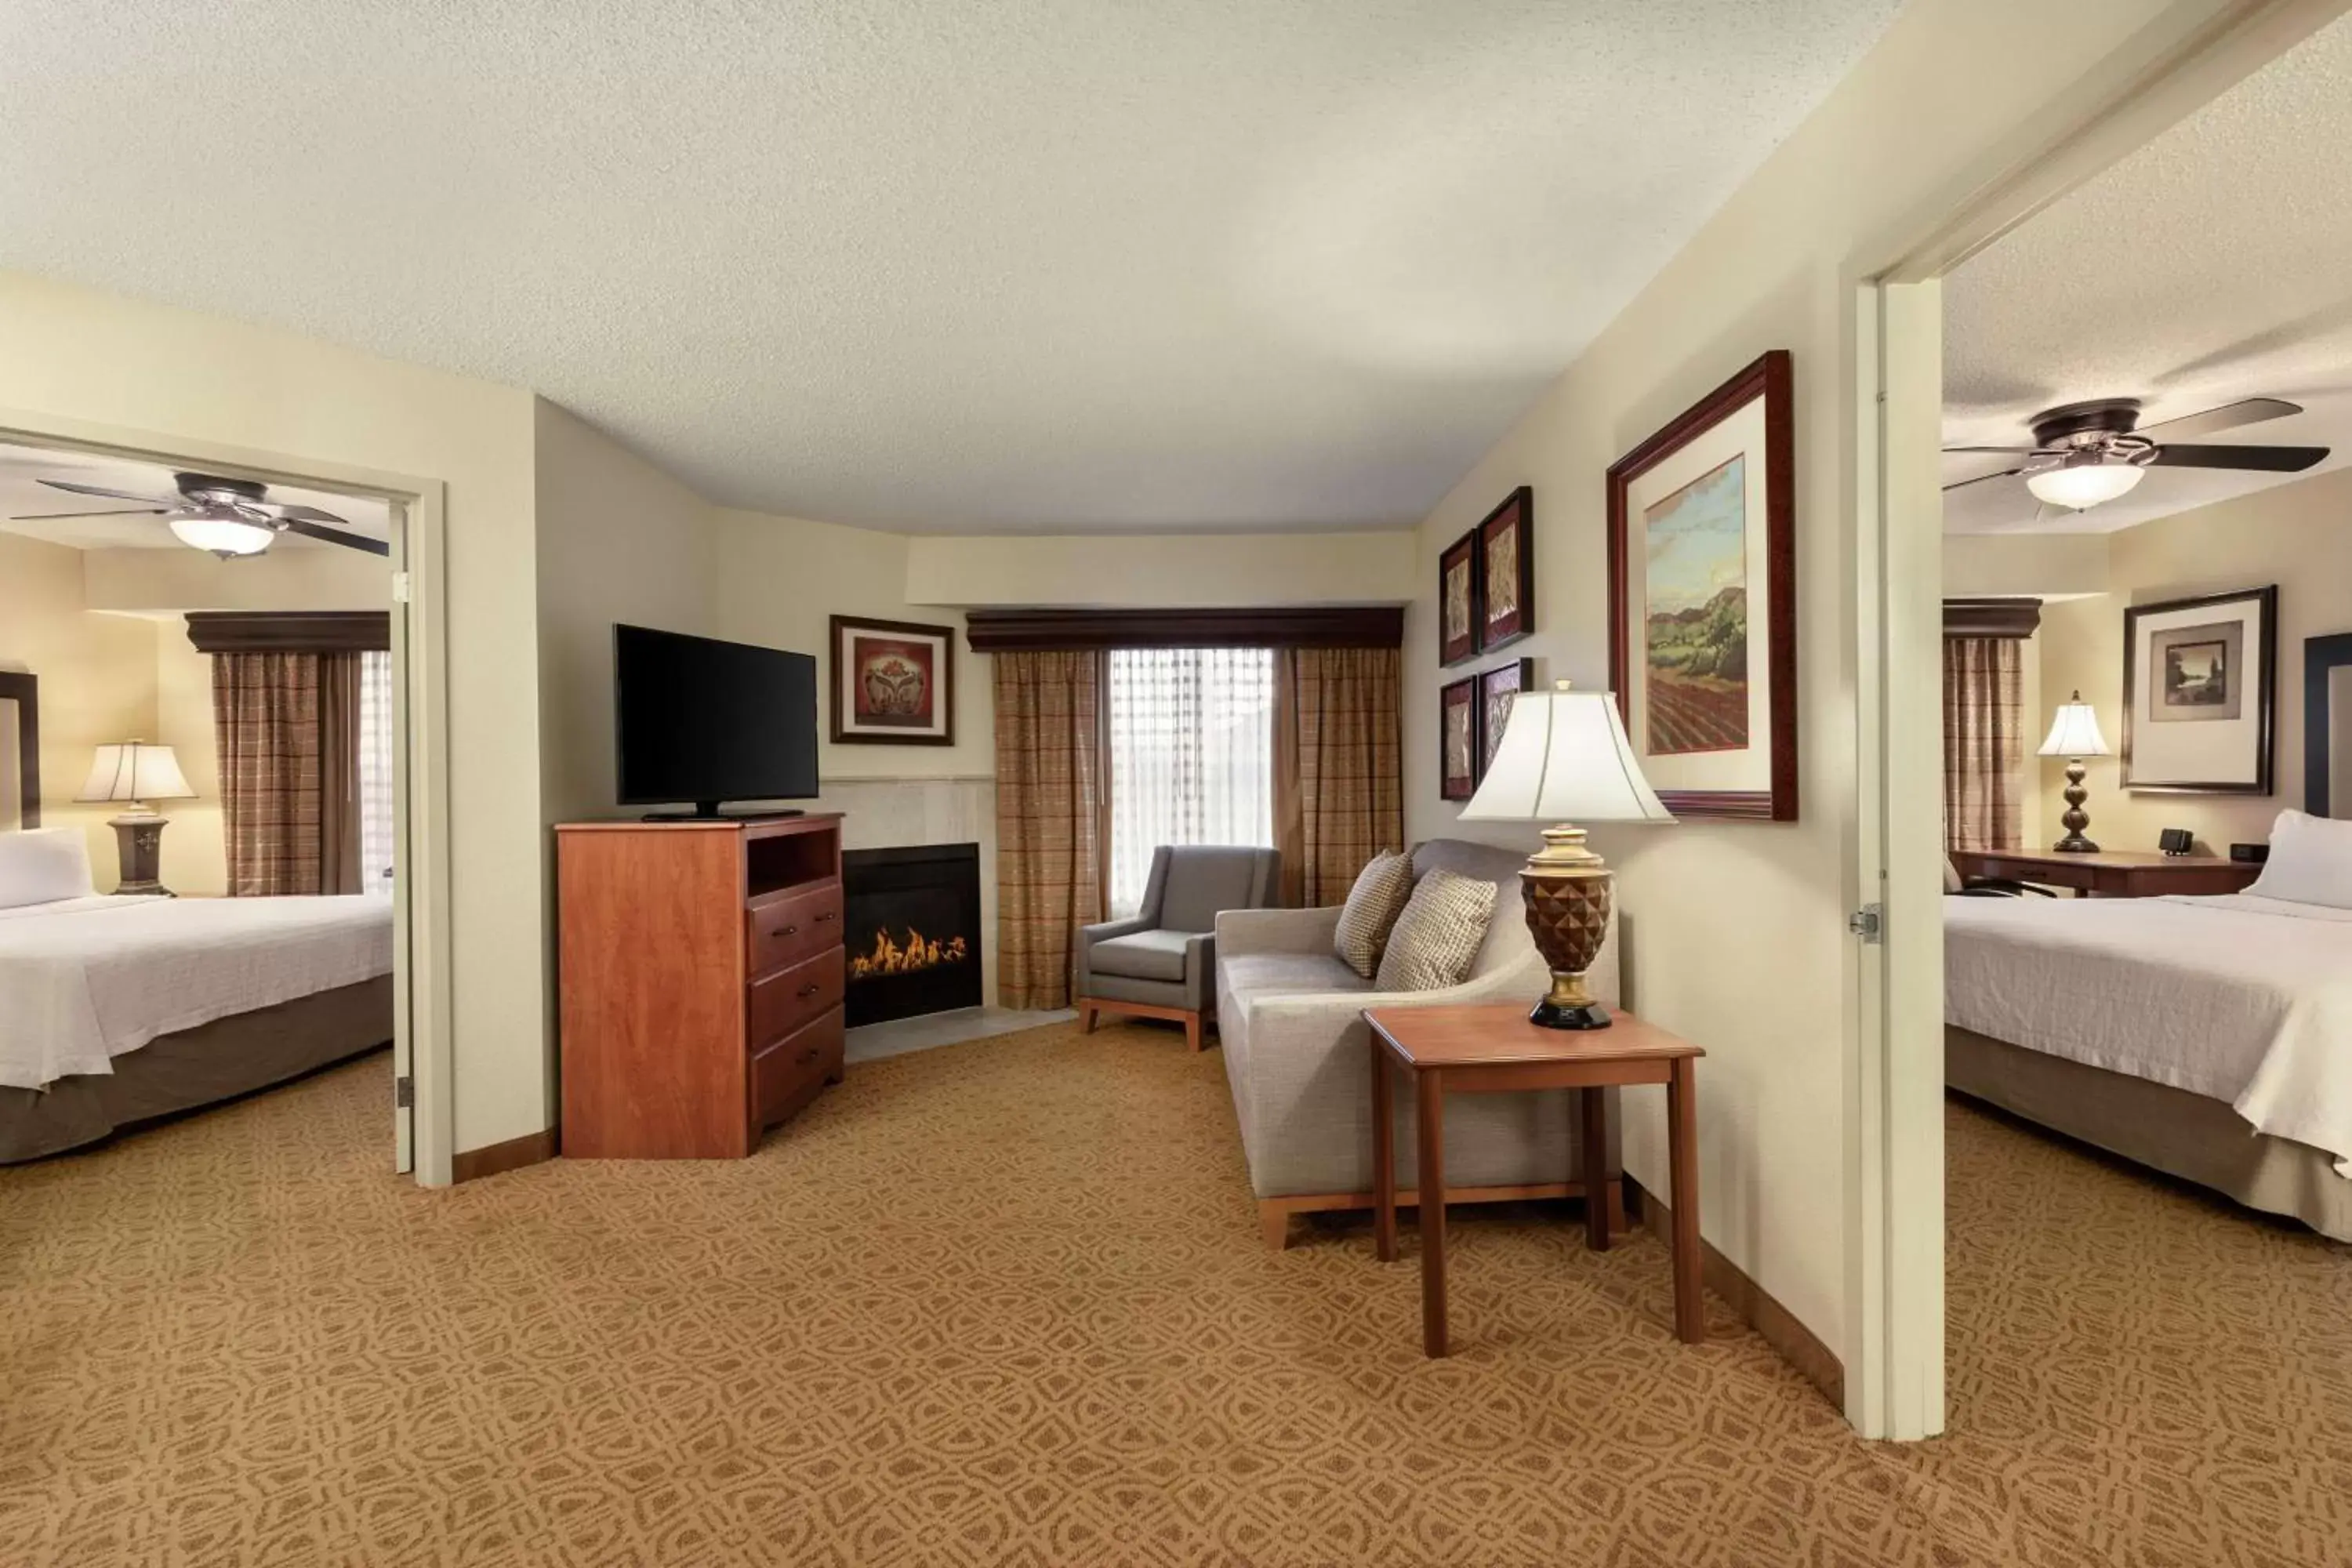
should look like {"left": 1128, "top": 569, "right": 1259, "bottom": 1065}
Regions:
{"left": 840, "top": 842, "right": 983, "bottom": 1026}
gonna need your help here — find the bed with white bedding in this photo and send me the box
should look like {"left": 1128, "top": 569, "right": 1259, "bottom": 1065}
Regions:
{"left": 1946, "top": 811, "right": 2352, "bottom": 1241}
{"left": 0, "top": 829, "right": 394, "bottom": 1161}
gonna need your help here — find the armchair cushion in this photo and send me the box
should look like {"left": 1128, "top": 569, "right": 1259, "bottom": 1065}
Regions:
{"left": 1161, "top": 846, "right": 1280, "bottom": 933}
{"left": 1089, "top": 928, "right": 1193, "bottom": 983}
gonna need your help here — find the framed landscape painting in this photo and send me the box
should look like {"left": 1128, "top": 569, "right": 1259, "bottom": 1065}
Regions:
{"left": 1475, "top": 487, "right": 1534, "bottom": 652}
{"left": 1438, "top": 528, "right": 1479, "bottom": 666}
{"left": 1606, "top": 350, "right": 1796, "bottom": 821}
{"left": 829, "top": 615, "right": 956, "bottom": 746}
{"left": 2122, "top": 586, "right": 2274, "bottom": 793}
{"left": 1439, "top": 675, "right": 1479, "bottom": 801}
{"left": 1477, "top": 657, "right": 1534, "bottom": 781}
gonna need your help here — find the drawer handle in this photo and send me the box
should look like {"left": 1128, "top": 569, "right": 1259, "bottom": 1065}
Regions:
{"left": 777, "top": 924, "right": 799, "bottom": 938}
{"left": 796, "top": 1045, "right": 821, "bottom": 1065}
{"left": 814, "top": 910, "right": 837, "bottom": 923}
{"left": 797, "top": 983, "right": 822, "bottom": 999}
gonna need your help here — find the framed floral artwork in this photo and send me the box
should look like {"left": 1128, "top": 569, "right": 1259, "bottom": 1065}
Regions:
{"left": 829, "top": 615, "right": 956, "bottom": 746}
{"left": 1475, "top": 487, "right": 1534, "bottom": 652}
{"left": 1606, "top": 349, "right": 1796, "bottom": 821}
{"left": 1438, "top": 528, "right": 1479, "bottom": 666}
{"left": 1439, "top": 675, "right": 1479, "bottom": 801}
{"left": 1476, "top": 657, "right": 1534, "bottom": 780}
{"left": 2122, "top": 586, "right": 2275, "bottom": 793}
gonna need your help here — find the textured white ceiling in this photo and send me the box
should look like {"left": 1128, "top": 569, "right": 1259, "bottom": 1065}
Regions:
{"left": 1943, "top": 14, "right": 2352, "bottom": 535}
{"left": 0, "top": 441, "right": 393, "bottom": 551}
{"left": 0, "top": 1, "right": 1903, "bottom": 535}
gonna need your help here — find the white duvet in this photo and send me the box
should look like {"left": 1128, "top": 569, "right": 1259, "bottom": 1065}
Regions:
{"left": 0, "top": 894, "right": 393, "bottom": 1091}
{"left": 1946, "top": 893, "right": 2352, "bottom": 1174}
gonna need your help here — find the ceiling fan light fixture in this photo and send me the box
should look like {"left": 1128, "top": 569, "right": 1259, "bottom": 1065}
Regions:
{"left": 168, "top": 510, "right": 274, "bottom": 557}
{"left": 2025, "top": 459, "right": 2145, "bottom": 512}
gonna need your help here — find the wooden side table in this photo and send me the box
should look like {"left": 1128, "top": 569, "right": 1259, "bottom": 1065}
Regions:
{"left": 1365, "top": 1004, "right": 1705, "bottom": 1356}
{"left": 1948, "top": 847, "right": 2259, "bottom": 898}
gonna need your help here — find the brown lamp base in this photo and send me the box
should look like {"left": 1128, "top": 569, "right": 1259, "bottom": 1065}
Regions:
{"left": 1519, "top": 822, "right": 1615, "bottom": 1031}
{"left": 110, "top": 812, "right": 173, "bottom": 898}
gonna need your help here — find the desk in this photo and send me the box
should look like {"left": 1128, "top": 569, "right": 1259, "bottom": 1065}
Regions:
{"left": 1950, "top": 848, "right": 2259, "bottom": 898}
{"left": 1365, "top": 1004, "right": 1706, "bottom": 1356}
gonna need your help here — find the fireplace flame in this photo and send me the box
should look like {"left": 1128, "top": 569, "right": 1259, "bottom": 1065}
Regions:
{"left": 851, "top": 925, "right": 970, "bottom": 981}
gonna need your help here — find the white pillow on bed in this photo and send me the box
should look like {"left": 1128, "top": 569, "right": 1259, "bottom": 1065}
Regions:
{"left": 2247, "top": 810, "right": 2352, "bottom": 909}
{"left": 0, "top": 827, "right": 97, "bottom": 909}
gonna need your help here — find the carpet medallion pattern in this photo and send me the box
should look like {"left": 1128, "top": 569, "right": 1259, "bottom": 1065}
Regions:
{"left": 2, "top": 1019, "right": 2347, "bottom": 1566}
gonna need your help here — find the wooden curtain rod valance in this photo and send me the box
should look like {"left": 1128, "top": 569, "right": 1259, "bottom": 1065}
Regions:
{"left": 1942, "top": 598, "right": 2042, "bottom": 639}
{"left": 185, "top": 612, "right": 392, "bottom": 654}
{"left": 963, "top": 606, "right": 1405, "bottom": 652}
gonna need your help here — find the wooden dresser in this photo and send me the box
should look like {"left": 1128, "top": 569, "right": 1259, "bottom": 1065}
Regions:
{"left": 557, "top": 815, "right": 846, "bottom": 1158}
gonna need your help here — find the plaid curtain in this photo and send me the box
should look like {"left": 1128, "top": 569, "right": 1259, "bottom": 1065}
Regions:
{"left": 1942, "top": 636, "right": 2024, "bottom": 852}
{"left": 993, "top": 651, "right": 1106, "bottom": 1009}
{"left": 1273, "top": 647, "right": 1403, "bottom": 906}
{"left": 214, "top": 652, "right": 324, "bottom": 895}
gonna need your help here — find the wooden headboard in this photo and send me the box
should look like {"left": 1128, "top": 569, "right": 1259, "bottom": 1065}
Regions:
{"left": 0, "top": 671, "right": 38, "bottom": 829}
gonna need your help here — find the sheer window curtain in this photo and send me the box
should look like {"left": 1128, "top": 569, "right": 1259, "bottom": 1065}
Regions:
{"left": 358, "top": 650, "right": 396, "bottom": 892}
{"left": 1107, "top": 648, "right": 1275, "bottom": 916}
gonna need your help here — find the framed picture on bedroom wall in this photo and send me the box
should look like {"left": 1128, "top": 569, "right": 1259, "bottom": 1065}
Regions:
{"left": 1606, "top": 349, "right": 1797, "bottom": 821}
{"left": 2122, "top": 586, "right": 2275, "bottom": 794}
{"left": 1438, "top": 528, "right": 1480, "bottom": 666}
{"left": 1475, "top": 486, "right": 1534, "bottom": 652}
{"left": 829, "top": 615, "right": 956, "bottom": 746}
{"left": 1439, "top": 675, "right": 1479, "bottom": 801}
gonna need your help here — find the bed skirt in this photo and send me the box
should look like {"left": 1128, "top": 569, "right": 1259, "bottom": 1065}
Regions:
{"left": 0, "top": 975, "right": 394, "bottom": 1163}
{"left": 1947, "top": 1025, "right": 2352, "bottom": 1244}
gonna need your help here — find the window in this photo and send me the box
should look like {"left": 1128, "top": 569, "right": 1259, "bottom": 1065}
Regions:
{"left": 1106, "top": 648, "right": 1274, "bottom": 916}
{"left": 358, "top": 650, "right": 397, "bottom": 891}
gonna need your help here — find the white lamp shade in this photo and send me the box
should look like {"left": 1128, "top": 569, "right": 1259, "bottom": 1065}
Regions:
{"left": 2024, "top": 461, "right": 2144, "bottom": 511}
{"left": 76, "top": 742, "right": 196, "bottom": 804}
{"left": 2037, "top": 695, "right": 2112, "bottom": 758}
{"left": 1459, "top": 687, "right": 1675, "bottom": 823}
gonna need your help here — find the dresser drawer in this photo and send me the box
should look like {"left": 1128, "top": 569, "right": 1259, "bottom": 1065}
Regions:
{"left": 750, "top": 946, "right": 844, "bottom": 1049}
{"left": 748, "top": 879, "right": 843, "bottom": 977}
{"left": 751, "top": 1006, "right": 843, "bottom": 1132}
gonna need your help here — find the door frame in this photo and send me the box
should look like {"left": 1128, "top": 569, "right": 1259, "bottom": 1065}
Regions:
{"left": 0, "top": 409, "right": 457, "bottom": 1188}
{"left": 1842, "top": 0, "right": 2350, "bottom": 1439}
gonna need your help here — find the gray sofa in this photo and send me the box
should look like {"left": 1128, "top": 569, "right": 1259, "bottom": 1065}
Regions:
{"left": 1076, "top": 844, "right": 1282, "bottom": 1051}
{"left": 1214, "top": 839, "right": 1622, "bottom": 1248}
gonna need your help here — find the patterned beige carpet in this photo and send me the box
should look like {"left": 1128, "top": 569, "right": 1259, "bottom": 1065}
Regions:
{"left": 3, "top": 1018, "right": 2348, "bottom": 1566}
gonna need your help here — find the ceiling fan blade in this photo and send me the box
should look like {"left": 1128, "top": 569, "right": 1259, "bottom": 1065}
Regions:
{"left": 282, "top": 517, "right": 391, "bottom": 556}
{"left": 8, "top": 506, "right": 171, "bottom": 521}
{"left": 268, "top": 502, "right": 354, "bottom": 527}
{"left": 38, "top": 477, "right": 179, "bottom": 506}
{"left": 1942, "top": 445, "right": 2041, "bottom": 455}
{"left": 2137, "top": 397, "right": 2301, "bottom": 443}
{"left": 1942, "top": 467, "right": 2026, "bottom": 493}
{"left": 2149, "top": 443, "right": 2329, "bottom": 473}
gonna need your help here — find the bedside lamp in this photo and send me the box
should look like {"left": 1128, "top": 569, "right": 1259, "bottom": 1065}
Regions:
{"left": 76, "top": 741, "right": 196, "bottom": 896}
{"left": 1460, "top": 681, "right": 1674, "bottom": 1029}
{"left": 2037, "top": 692, "right": 2111, "bottom": 854}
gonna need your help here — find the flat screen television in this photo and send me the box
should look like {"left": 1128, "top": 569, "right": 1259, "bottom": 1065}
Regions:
{"left": 614, "top": 624, "right": 819, "bottom": 817}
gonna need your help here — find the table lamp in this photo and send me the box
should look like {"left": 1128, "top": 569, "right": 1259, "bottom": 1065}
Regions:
{"left": 76, "top": 741, "right": 196, "bottom": 895}
{"left": 1459, "top": 681, "right": 1674, "bottom": 1029}
{"left": 2036, "top": 692, "right": 2111, "bottom": 854}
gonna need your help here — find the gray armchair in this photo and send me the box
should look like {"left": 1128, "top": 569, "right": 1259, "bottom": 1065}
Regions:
{"left": 1076, "top": 845, "right": 1282, "bottom": 1051}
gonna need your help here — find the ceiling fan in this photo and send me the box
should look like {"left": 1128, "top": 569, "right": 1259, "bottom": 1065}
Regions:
{"left": 8, "top": 471, "right": 389, "bottom": 558}
{"left": 1944, "top": 397, "right": 2329, "bottom": 512}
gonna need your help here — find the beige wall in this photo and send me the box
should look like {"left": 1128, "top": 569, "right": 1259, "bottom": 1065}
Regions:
{"left": 1402, "top": 0, "right": 2188, "bottom": 1355}
{"left": 0, "top": 532, "right": 162, "bottom": 886}
{"left": 152, "top": 622, "right": 225, "bottom": 896}
{"left": 532, "top": 401, "right": 717, "bottom": 825}
{"left": 84, "top": 544, "right": 391, "bottom": 614}
{"left": 2036, "top": 465, "right": 2352, "bottom": 855}
{"left": 1943, "top": 532, "right": 2111, "bottom": 600}
{"left": 0, "top": 269, "right": 547, "bottom": 1156}
{"left": 905, "top": 531, "right": 1417, "bottom": 608}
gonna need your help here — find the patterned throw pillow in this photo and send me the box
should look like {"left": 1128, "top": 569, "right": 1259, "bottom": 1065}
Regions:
{"left": 1333, "top": 850, "right": 1415, "bottom": 978}
{"left": 1374, "top": 868, "right": 1497, "bottom": 993}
